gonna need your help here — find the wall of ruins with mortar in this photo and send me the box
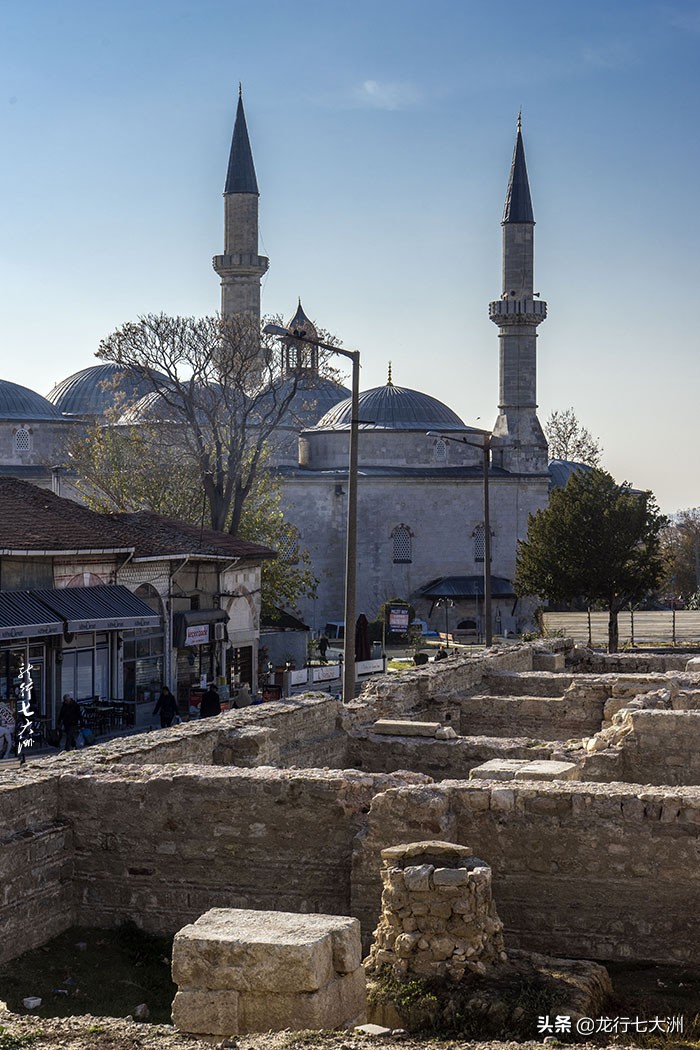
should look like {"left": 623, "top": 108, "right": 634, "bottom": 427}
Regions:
{"left": 0, "top": 770, "right": 74, "bottom": 961}
{"left": 355, "top": 644, "right": 539, "bottom": 722}
{"left": 57, "top": 694, "right": 351, "bottom": 771}
{"left": 568, "top": 649, "right": 692, "bottom": 674}
{"left": 351, "top": 779, "right": 700, "bottom": 964}
{"left": 582, "top": 709, "right": 700, "bottom": 786}
{"left": 347, "top": 730, "right": 559, "bottom": 780}
{"left": 59, "top": 765, "right": 429, "bottom": 937}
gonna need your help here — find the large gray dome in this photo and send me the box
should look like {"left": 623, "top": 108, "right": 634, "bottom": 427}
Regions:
{"left": 314, "top": 381, "right": 465, "bottom": 431}
{"left": 46, "top": 364, "right": 158, "bottom": 418}
{"left": 0, "top": 379, "right": 62, "bottom": 420}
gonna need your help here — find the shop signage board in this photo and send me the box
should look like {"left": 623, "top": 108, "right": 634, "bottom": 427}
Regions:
{"left": 185, "top": 623, "right": 210, "bottom": 646}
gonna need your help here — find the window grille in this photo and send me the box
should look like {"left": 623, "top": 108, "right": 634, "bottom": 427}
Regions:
{"left": 14, "top": 428, "right": 30, "bottom": 453}
{"left": 278, "top": 526, "right": 300, "bottom": 564}
{"left": 392, "top": 525, "right": 413, "bottom": 564}
{"left": 473, "top": 523, "right": 485, "bottom": 562}
{"left": 434, "top": 438, "right": 448, "bottom": 463}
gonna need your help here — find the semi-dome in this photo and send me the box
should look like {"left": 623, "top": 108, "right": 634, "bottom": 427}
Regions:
{"left": 314, "top": 377, "right": 465, "bottom": 431}
{"left": 46, "top": 364, "right": 158, "bottom": 418}
{"left": 0, "top": 379, "right": 62, "bottom": 420}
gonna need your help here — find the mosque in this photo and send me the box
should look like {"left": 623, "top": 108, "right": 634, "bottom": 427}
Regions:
{"left": 0, "top": 96, "right": 567, "bottom": 640}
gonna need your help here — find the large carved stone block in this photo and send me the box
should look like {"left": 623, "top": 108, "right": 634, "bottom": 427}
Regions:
{"left": 172, "top": 908, "right": 365, "bottom": 1037}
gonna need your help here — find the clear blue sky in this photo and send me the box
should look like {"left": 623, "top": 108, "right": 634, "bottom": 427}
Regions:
{"left": 0, "top": 0, "right": 698, "bottom": 513}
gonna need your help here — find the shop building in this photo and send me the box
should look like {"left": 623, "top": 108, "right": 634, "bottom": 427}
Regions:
{"left": 0, "top": 478, "right": 274, "bottom": 729}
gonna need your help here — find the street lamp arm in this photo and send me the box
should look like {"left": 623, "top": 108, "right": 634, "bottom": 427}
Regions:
{"left": 265, "top": 313, "right": 361, "bottom": 702}
{"left": 263, "top": 323, "right": 359, "bottom": 368}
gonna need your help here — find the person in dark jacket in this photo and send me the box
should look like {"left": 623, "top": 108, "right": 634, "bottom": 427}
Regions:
{"left": 57, "top": 693, "right": 82, "bottom": 750}
{"left": 200, "top": 684, "right": 221, "bottom": 718}
{"left": 153, "top": 685, "right": 178, "bottom": 728}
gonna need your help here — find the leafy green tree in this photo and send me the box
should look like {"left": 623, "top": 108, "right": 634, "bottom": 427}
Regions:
{"left": 660, "top": 508, "right": 700, "bottom": 600}
{"left": 515, "top": 469, "right": 667, "bottom": 652}
{"left": 544, "top": 407, "right": 602, "bottom": 467}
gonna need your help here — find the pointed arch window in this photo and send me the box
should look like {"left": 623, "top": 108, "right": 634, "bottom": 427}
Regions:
{"left": 391, "top": 524, "right": 413, "bottom": 564}
{"left": 473, "top": 523, "right": 485, "bottom": 562}
{"left": 433, "top": 438, "right": 448, "bottom": 464}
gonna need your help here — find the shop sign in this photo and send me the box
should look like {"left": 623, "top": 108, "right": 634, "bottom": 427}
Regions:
{"left": 388, "top": 605, "right": 410, "bottom": 634}
{"left": 185, "top": 623, "right": 210, "bottom": 646}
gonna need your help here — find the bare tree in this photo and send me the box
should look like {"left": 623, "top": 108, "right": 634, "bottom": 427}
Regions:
{"left": 92, "top": 312, "right": 323, "bottom": 534}
{"left": 544, "top": 407, "right": 602, "bottom": 467}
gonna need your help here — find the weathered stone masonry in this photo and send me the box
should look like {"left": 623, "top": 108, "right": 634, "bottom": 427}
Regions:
{"left": 2, "top": 641, "right": 700, "bottom": 972}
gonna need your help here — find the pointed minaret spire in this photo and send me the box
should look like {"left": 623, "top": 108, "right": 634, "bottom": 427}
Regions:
{"left": 224, "top": 91, "right": 260, "bottom": 195}
{"left": 489, "top": 117, "right": 547, "bottom": 475}
{"left": 502, "top": 112, "right": 534, "bottom": 224}
{"left": 213, "top": 87, "right": 269, "bottom": 322}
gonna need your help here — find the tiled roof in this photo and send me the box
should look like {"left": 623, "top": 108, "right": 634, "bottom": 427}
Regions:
{"left": 0, "top": 477, "right": 275, "bottom": 562}
{"left": 109, "top": 512, "right": 276, "bottom": 561}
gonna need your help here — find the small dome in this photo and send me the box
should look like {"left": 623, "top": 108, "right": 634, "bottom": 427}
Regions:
{"left": 315, "top": 382, "right": 465, "bottom": 431}
{"left": 275, "top": 374, "right": 351, "bottom": 429}
{"left": 46, "top": 364, "right": 158, "bottom": 418}
{"left": 0, "top": 379, "right": 62, "bottom": 420}
{"left": 548, "top": 458, "right": 597, "bottom": 490}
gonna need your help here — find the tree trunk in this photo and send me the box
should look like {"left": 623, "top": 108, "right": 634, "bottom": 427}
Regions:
{"left": 608, "top": 608, "right": 619, "bottom": 654}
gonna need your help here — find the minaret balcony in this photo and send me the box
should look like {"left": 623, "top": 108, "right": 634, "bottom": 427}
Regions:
{"left": 212, "top": 252, "right": 269, "bottom": 275}
{"left": 489, "top": 298, "right": 547, "bottom": 325}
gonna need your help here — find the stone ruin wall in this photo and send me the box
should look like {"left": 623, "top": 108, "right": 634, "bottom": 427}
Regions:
{"left": 2, "top": 639, "right": 700, "bottom": 972}
{"left": 351, "top": 778, "right": 700, "bottom": 964}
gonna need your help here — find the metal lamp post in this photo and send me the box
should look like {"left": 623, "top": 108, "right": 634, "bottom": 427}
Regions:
{"left": 264, "top": 318, "right": 360, "bottom": 704}
{"left": 426, "top": 428, "right": 494, "bottom": 647}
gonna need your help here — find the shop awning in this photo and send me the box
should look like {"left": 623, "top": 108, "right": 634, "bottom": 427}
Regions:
{"left": 32, "top": 585, "right": 161, "bottom": 633}
{"left": 0, "top": 591, "right": 63, "bottom": 642}
{"left": 173, "top": 608, "right": 229, "bottom": 648}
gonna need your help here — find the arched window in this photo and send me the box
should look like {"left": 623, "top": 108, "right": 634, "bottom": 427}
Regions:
{"left": 433, "top": 438, "right": 448, "bottom": 464}
{"left": 14, "top": 428, "right": 31, "bottom": 454}
{"left": 391, "top": 525, "right": 413, "bottom": 564}
{"left": 473, "top": 523, "right": 485, "bottom": 562}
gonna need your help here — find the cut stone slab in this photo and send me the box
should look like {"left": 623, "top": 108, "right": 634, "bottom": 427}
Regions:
{"left": 172, "top": 909, "right": 366, "bottom": 1037}
{"left": 469, "top": 759, "right": 529, "bottom": 781}
{"left": 513, "top": 760, "right": 580, "bottom": 782}
{"left": 533, "top": 652, "right": 565, "bottom": 671}
{"left": 373, "top": 719, "right": 442, "bottom": 737}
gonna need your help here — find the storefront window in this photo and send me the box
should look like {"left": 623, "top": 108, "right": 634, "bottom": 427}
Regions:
{"left": 61, "top": 633, "right": 111, "bottom": 700}
{"left": 122, "top": 627, "right": 163, "bottom": 704}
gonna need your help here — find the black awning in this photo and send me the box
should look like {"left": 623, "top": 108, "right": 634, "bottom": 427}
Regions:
{"left": 0, "top": 591, "right": 63, "bottom": 642}
{"left": 415, "top": 575, "right": 516, "bottom": 600}
{"left": 32, "top": 585, "right": 160, "bottom": 632}
{"left": 173, "top": 608, "right": 229, "bottom": 648}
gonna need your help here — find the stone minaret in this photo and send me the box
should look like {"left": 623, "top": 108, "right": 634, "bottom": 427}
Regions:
{"left": 489, "top": 116, "right": 548, "bottom": 474}
{"left": 212, "top": 87, "right": 269, "bottom": 322}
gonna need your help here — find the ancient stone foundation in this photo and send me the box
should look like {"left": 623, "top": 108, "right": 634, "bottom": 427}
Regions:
{"left": 366, "top": 841, "right": 506, "bottom": 982}
{"left": 171, "top": 908, "right": 366, "bottom": 1037}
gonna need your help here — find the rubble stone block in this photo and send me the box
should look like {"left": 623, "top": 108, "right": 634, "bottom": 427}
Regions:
{"left": 238, "top": 969, "right": 366, "bottom": 1033}
{"left": 372, "top": 719, "right": 442, "bottom": 737}
{"left": 513, "top": 760, "right": 580, "bottom": 781}
{"left": 171, "top": 988, "right": 239, "bottom": 1035}
{"left": 469, "top": 759, "right": 528, "bottom": 781}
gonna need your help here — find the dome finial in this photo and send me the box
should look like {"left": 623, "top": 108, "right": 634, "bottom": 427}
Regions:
{"left": 387, "top": 361, "right": 393, "bottom": 386}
